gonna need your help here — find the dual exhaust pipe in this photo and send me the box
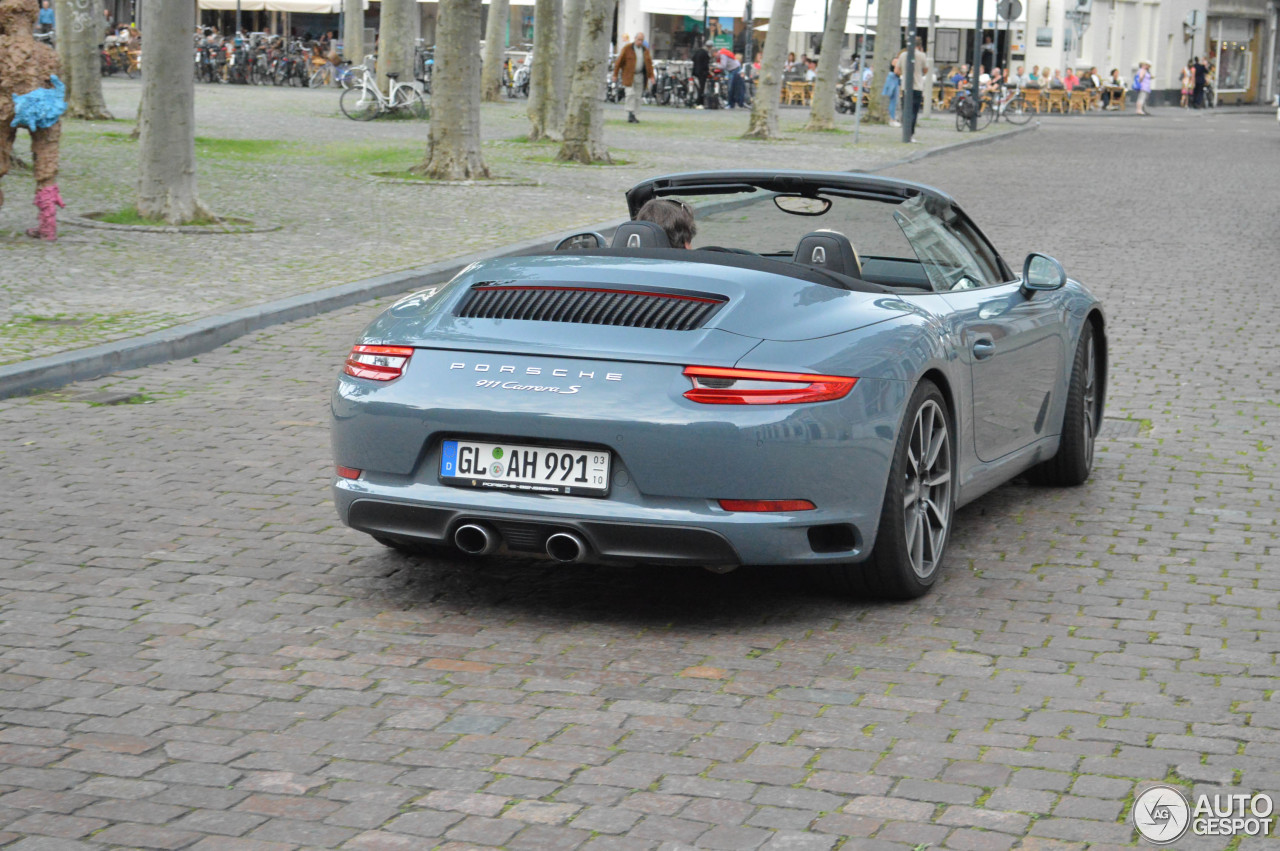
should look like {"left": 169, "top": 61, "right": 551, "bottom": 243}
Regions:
{"left": 452, "top": 523, "right": 587, "bottom": 564}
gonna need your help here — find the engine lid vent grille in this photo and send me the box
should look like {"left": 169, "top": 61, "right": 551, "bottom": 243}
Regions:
{"left": 456, "top": 285, "right": 727, "bottom": 331}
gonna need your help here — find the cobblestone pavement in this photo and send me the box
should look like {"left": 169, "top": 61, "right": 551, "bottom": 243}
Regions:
{"left": 0, "top": 79, "right": 998, "bottom": 366}
{"left": 0, "top": 111, "right": 1277, "bottom": 850}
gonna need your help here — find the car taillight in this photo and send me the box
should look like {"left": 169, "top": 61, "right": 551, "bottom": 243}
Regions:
{"left": 683, "top": 366, "right": 856, "bottom": 405}
{"left": 335, "top": 466, "right": 362, "bottom": 480}
{"left": 344, "top": 345, "right": 414, "bottom": 381}
{"left": 718, "top": 499, "right": 816, "bottom": 512}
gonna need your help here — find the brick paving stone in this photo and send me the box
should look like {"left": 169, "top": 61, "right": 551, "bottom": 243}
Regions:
{"left": 5, "top": 812, "right": 106, "bottom": 839}
{"left": 445, "top": 814, "right": 524, "bottom": 845}
{"left": 90, "top": 823, "right": 202, "bottom": 850}
{"left": 758, "top": 831, "right": 838, "bottom": 851}
{"left": 876, "top": 821, "right": 951, "bottom": 844}
{"left": 693, "top": 824, "right": 773, "bottom": 850}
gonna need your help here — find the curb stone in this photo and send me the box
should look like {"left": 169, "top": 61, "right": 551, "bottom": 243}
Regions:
{"left": 0, "top": 123, "right": 1037, "bottom": 400}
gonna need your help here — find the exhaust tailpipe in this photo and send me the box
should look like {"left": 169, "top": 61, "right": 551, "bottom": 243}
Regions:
{"left": 545, "top": 532, "right": 587, "bottom": 563}
{"left": 454, "top": 523, "right": 498, "bottom": 556}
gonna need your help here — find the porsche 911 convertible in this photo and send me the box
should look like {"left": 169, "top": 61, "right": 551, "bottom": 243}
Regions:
{"left": 331, "top": 170, "right": 1105, "bottom": 598}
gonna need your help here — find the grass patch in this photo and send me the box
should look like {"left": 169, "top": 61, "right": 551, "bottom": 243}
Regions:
{"left": 193, "top": 137, "right": 289, "bottom": 157}
{"left": 370, "top": 170, "right": 436, "bottom": 183}
{"left": 91, "top": 206, "right": 224, "bottom": 227}
{"left": 499, "top": 135, "right": 560, "bottom": 146}
{"left": 315, "top": 142, "right": 423, "bottom": 170}
{"left": 524, "top": 154, "right": 633, "bottom": 166}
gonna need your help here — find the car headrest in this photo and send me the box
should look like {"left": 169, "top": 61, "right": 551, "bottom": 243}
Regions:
{"left": 793, "top": 231, "right": 862, "bottom": 279}
{"left": 612, "top": 220, "right": 671, "bottom": 250}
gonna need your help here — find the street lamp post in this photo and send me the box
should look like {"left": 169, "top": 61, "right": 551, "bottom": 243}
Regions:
{"left": 971, "top": 0, "right": 982, "bottom": 129}
{"left": 902, "top": 0, "right": 918, "bottom": 141}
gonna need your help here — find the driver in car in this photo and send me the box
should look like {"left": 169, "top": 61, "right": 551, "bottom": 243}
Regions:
{"left": 635, "top": 198, "right": 696, "bottom": 249}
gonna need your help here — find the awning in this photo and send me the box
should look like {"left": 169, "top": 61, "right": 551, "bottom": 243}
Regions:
{"left": 639, "top": 0, "right": 1024, "bottom": 27}
{"left": 198, "top": 1, "right": 345, "bottom": 12}
{"left": 756, "top": 17, "right": 874, "bottom": 33}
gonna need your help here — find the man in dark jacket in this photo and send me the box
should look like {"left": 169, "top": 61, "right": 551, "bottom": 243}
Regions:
{"left": 691, "top": 40, "right": 710, "bottom": 107}
{"left": 1192, "top": 56, "right": 1207, "bottom": 108}
{"left": 613, "top": 32, "right": 655, "bottom": 123}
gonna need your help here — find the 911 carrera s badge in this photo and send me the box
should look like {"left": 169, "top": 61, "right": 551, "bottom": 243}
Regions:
{"left": 476, "top": 380, "right": 580, "bottom": 394}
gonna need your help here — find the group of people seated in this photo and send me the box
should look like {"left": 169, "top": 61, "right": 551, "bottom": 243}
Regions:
{"left": 944, "top": 63, "right": 1131, "bottom": 109}
{"left": 784, "top": 52, "right": 820, "bottom": 82}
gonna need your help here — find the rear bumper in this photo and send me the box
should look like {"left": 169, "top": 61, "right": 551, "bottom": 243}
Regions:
{"left": 334, "top": 477, "right": 873, "bottom": 566}
{"left": 345, "top": 497, "right": 743, "bottom": 565}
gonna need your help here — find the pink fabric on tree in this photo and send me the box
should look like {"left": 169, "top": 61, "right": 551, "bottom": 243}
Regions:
{"left": 26, "top": 183, "right": 63, "bottom": 241}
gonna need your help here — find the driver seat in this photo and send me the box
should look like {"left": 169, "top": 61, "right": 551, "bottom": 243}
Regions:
{"left": 793, "top": 230, "right": 862, "bottom": 279}
{"left": 612, "top": 220, "right": 671, "bottom": 250}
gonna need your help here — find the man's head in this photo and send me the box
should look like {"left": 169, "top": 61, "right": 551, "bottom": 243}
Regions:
{"left": 1016, "top": 65, "right": 1024, "bottom": 75}
{"left": 635, "top": 199, "right": 696, "bottom": 249}
{"left": 634, "top": 32, "right": 645, "bottom": 46}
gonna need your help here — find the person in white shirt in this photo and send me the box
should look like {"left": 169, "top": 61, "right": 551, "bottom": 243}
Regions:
{"left": 895, "top": 37, "right": 929, "bottom": 142}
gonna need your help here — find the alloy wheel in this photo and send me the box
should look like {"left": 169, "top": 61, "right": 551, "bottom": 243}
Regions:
{"left": 902, "top": 399, "right": 952, "bottom": 580}
{"left": 1082, "top": 336, "right": 1098, "bottom": 469}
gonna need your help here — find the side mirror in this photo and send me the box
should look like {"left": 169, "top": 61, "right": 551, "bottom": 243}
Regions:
{"left": 1021, "top": 253, "right": 1067, "bottom": 294}
{"left": 554, "top": 232, "right": 606, "bottom": 252}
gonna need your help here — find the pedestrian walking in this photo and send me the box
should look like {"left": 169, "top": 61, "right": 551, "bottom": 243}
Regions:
{"left": 691, "top": 40, "right": 710, "bottom": 107}
{"left": 612, "top": 32, "right": 655, "bottom": 124}
{"left": 895, "top": 37, "right": 928, "bottom": 142}
{"left": 36, "top": 0, "right": 53, "bottom": 35}
{"left": 882, "top": 56, "right": 901, "bottom": 127}
{"left": 1134, "top": 60, "right": 1153, "bottom": 115}
{"left": 1192, "top": 56, "right": 1207, "bottom": 108}
{"left": 1180, "top": 60, "right": 1193, "bottom": 107}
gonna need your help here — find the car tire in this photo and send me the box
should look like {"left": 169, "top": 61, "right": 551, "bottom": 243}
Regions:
{"left": 820, "top": 379, "right": 954, "bottom": 599}
{"left": 1026, "top": 322, "right": 1100, "bottom": 487}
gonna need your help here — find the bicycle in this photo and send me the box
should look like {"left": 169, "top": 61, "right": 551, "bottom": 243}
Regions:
{"left": 955, "top": 86, "right": 1031, "bottom": 131}
{"left": 339, "top": 69, "right": 429, "bottom": 121}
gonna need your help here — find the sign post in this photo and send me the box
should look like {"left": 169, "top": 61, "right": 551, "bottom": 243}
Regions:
{"left": 903, "top": 0, "right": 918, "bottom": 141}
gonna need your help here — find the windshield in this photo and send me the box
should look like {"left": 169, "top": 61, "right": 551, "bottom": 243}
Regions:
{"left": 668, "top": 190, "right": 920, "bottom": 262}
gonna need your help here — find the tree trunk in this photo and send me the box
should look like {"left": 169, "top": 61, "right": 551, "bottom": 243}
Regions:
{"left": 866, "top": 0, "right": 902, "bottom": 123}
{"left": 65, "top": 0, "right": 112, "bottom": 120}
{"left": 136, "top": 0, "right": 211, "bottom": 224}
{"left": 480, "top": 0, "right": 509, "bottom": 102}
{"left": 413, "top": 0, "right": 490, "bottom": 180}
{"left": 55, "top": 0, "right": 74, "bottom": 96}
{"left": 343, "top": 0, "right": 364, "bottom": 63}
{"left": 376, "top": 0, "right": 416, "bottom": 94}
{"left": 553, "top": 0, "right": 583, "bottom": 132}
{"left": 556, "top": 0, "right": 613, "bottom": 163}
{"left": 803, "top": 0, "right": 853, "bottom": 131}
{"left": 550, "top": 0, "right": 565, "bottom": 122}
{"left": 742, "top": 0, "right": 797, "bottom": 139}
{"left": 526, "top": 0, "right": 557, "bottom": 138}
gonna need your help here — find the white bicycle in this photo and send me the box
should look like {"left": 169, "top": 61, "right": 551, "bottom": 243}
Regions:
{"left": 339, "top": 68, "right": 428, "bottom": 121}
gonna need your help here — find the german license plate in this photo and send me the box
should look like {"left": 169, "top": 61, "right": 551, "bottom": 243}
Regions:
{"left": 440, "top": 439, "right": 610, "bottom": 496}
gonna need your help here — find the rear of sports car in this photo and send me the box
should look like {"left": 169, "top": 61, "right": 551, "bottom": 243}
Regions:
{"left": 331, "top": 254, "right": 913, "bottom": 568}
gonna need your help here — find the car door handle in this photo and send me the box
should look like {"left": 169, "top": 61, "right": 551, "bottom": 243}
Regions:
{"left": 972, "top": 339, "right": 995, "bottom": 360}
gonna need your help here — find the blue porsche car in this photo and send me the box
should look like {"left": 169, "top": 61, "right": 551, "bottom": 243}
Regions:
{"left": 331, "top": 171, "right": 1105, "bottom": 598}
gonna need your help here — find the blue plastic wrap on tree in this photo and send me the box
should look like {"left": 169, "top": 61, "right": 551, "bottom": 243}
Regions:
{"left": 11, "top": 75, "right": 67, "bottom": 132}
